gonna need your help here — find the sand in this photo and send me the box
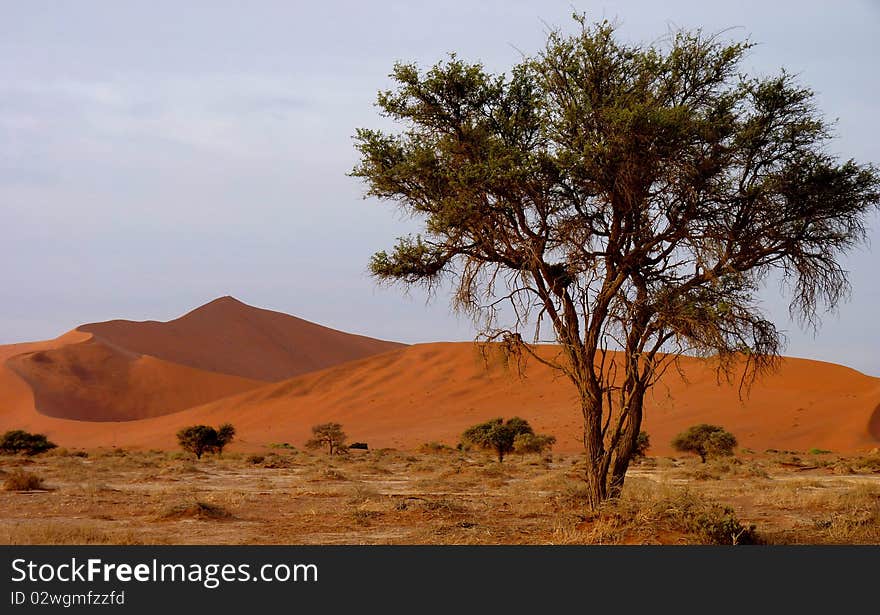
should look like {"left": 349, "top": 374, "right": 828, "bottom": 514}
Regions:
{"left": 1, "top": 299, "right": 878, "bottom": 455}
{"left": 78, "top": 296, "right": 405, "bottom": 381}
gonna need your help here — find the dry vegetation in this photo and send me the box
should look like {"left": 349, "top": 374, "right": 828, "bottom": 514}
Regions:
{"left": 0, "top": 446, "right": 878, "bottom": 545}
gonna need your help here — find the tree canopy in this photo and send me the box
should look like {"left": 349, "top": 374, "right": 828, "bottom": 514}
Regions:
{"left": 462, "top": 416, "right": 542, "bottom": 462}
{"left": 176, "top": 423, "right": 236, "bottom": 459}
{"left": 672, "top": 424, "right": 737, "bottom": 462}
{"left": 305, "top": 422, "right": 348, "bottom": 455}
{"left": 352, "top": 15, "right": 880, "bottom": 508}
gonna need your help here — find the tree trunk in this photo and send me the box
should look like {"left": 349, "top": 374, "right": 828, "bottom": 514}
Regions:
{"left": 581, "top": 383, "right": 649, "bottom": 510}
{"left": 580, "top": 391, "right": 607, "bottom": 510}
{"left": 607, "top": 391, "right": 646, "bottom": 499}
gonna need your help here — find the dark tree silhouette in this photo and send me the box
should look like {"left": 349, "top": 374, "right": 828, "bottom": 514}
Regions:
{"left": 352, "top": 16, "right": 880, "bottom": 508}
{"left": 176, "top": 424, "right": 236, "bottom": 459}
{"left": 0, "top": 430, "right": 57, "bottom": 456}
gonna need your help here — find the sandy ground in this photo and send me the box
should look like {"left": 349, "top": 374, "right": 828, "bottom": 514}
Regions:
{"left": 1, "top": 448, "right": 879, "bottom": 545}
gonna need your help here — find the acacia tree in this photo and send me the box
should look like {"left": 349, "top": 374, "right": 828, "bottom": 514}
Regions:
{"left": 462, "top": 417, "right": 535, "bottom": 462}
{"left": 672, "top": 424, "right": 737, "bottom": 462}
{"left": 305, "top": 422, "right": 347, "bottom": 455}
{"left": 351, "top": 17, "right": 880, "bottom": 509}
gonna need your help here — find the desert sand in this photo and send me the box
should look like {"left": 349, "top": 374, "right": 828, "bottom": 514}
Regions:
{"left": 0, "top": 298, "right": 878, "bottom": 455}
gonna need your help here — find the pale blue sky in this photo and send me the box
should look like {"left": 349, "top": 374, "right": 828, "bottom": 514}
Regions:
{"left": 1, "top": 1, "right": 878, "bottom": 374}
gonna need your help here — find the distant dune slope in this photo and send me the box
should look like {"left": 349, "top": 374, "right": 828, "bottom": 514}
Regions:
{"left": 6, "top": 335, "right": 263, "bottom": 421}
{"left": 1, "top": 296, "right": 405, "bottom": 422}
{"left": 165, "top": 343, "right": 880, "bottom": 455}
{"left": 1, "top": 316, "right": 877, "bottom": 454}
{"left": 77, "top": 296, "right": 405, "bottom": 381}
{"left": 4, "top": 342, "right": 868, "bottom": 454}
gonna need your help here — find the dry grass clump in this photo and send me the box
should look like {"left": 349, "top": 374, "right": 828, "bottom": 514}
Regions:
{"left": 555, "top": 479, "right": 759, "bottom": 545}
{"left": 3, "top": 469, "right": 47, "bottom": 491}
{"left": 758, "top": 482, "right": 880, "bottom": 544}
{"left": 159, "top": 501, "right": 233, "bottom": 521}
{"left": 0, "top": 522, "right": 144, "bottom": 545}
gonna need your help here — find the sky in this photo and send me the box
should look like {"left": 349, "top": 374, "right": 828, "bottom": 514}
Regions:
{"left": 1, "top": 1, "right": 878, "bottom": 375}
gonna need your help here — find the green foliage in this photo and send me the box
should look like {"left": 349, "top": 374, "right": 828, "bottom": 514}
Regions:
{"left": 672, "top": 424, "right": 738, "bottom": 462}
{"left": 0, "top": 430, "right": 57, "bottom": 456}
{"left": 690, "top": 505, "right": 759, "bottom": 545}
{"left": 462, "top": 417, "right": 537, "bottom": 462}
{"left": 807, "top": 448, "right": 832, "bottom": 455}
{"left": 305, "top": 423, "right": 347, "bottom": 455}
{"left": 352, "top": 14, "right": 880, "bottom": 508}
{"left": 634, "top": 432, "right": 651, "bottom": 458}
{"left": 512, "top": 432, "right": 557, "bottom": 457}
{"left": 176, "top": 424, "right": 236, "bottom": 460}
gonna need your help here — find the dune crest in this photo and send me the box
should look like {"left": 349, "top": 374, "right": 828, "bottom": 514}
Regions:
{"left": 1, "top": 297, "right": 405, "bottom": 422}
{"left": 77, "top": 296, "right": 405, "bottom": 381}
{"left": 0, "top": 302, "right": 877, "bottom": 454}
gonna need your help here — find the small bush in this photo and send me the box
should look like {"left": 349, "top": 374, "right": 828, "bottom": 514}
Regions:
{"left": 160, "top": 501, "right": 232, "bottom": 521}
{"left": 0, "top": 430, "right": 57, "bottom": 456}
{"left": 633, "top": 431, "right": 650, "bottom": 459}
{"left": 807, "top": 448, "right": 833, "bottom": 455}
{"left": 419, "top": 441, "right": 455, "bottom": 454}
{"left": 690, "top": 505, "right": 759, "bottom": 545}
{"left": 268, "top": 443, "right": 296, "bottom": 450}
{"left": 3, "top": 470, "right": 46, "bottom": 491}
{"left": 245, "top": 454, "right": 265, "bottom": 465}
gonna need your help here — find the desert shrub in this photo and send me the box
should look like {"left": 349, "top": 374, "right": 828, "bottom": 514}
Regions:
{"left": 269, "top": 442, "right": 296, "bottom": 450}
{"left": 419, "top": 441, "right": 455, "bottom": 454}
{"left": 461, "top": 417, "right": 545, "bottom": 463}
{"left": 0, "top": 430, "right": 57, "bottom": 456}
{"left": 512, "top": 433, "right": 557, "bottom": 458}
{"left": 160, "top": 501, "right": 232, "bottom": 521}
{"left": 671, "top": 424, "right": 737, "bottom": 462}
{"left": 246, "top": 454, "right": 265, "bottom": 465}
{"left": 690, "top": 505, "right": 759, "bottom": 545}
{"left": 3, "top": 469, "right": 46, "bottom": 491}
{"left": 807, "top": 448, "right": 833, "bottom": 455}
{"left": 305, "top": 423, "right": 347, "bottom": 455}
{"left": 176, "top": 423, "right": 236, "bottom": 459}
{"left": 634, "top": 431, "right": 650, "bottom": 459}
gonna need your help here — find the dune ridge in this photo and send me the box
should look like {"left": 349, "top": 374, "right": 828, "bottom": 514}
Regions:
{"left": 77, "top": 296, "right": 405, "bottom": 381}
{"left": 1, "top": 297, "right": 405, "bottom": 423}
{"left": 0, "top": 299, "right": 877, "bottom": 455}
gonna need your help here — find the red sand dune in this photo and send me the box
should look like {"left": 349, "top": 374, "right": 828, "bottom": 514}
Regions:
{"left": 6, "top": 336, "right": 262, "bottom": 421}
{"left": 1, "top": 297, "right": 404, "bottom": 422}
{"left": 0, "top": 300, "right": 878, "bottom": 456}
{"left": 78, "top": 296, "right": 405, "bottom": 381}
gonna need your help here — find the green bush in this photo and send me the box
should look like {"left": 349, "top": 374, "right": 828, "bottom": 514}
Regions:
{"left": 690, "top": 505, "right": 759, "bottom": 545}
{"left": 672, "top": 424, "right": 737, "bottom": 463}
{"left": 512, "top": 433, "right": 556, "bottom": 458}
{"left": 634, "top": 431, "right": 650, "bottom": 458}
{"left": 0, "top": 430, "right": 57, "bottom": 456}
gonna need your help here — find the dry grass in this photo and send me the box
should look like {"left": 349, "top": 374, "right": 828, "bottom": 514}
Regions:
{"left": 1, "top": 448, "right": 879, "bottom": 544}
{"left": 3, "top": 469, "right": 46, "bottom": 491}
